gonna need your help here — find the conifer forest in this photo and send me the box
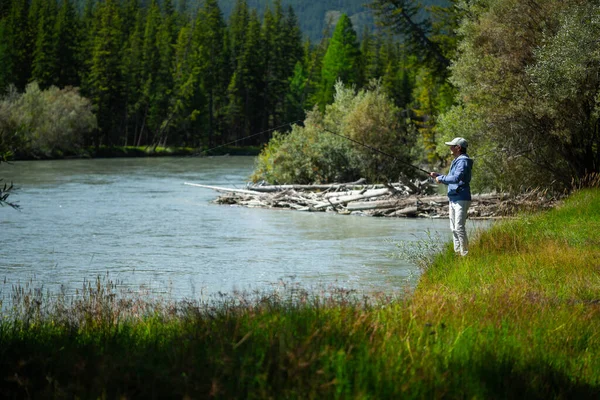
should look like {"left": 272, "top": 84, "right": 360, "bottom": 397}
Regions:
{"left": 1, "top": 0, "right": 598, "bottom": 191}
{"left": 0, "top": 0, "right": 427, "bottom": 151}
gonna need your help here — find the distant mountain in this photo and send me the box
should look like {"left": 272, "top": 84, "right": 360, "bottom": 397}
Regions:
{"left": 213, "top": 0, "right": 371, "bottom": 42}
{"left": 216, "top": 0, "right": 450, "bottom": 42}
{"left": 73, "top": 1, "right": 448, "bottom": 42}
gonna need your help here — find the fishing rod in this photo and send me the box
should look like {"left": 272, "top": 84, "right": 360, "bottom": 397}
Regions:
{"left": 320, "top": 127, "right": 431, "bottom": 175}
{"left": 199, "top": 119, "right": 430, "bottom": 175}
{"left": 200, "top": 120, "right": 304, "bottom": 155}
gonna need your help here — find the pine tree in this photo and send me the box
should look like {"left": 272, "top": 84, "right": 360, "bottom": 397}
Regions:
{"left": 225, "top": 0, "right": 251, "bottom": 142}
{"left": 0, "top": 0, "right": 30, "bottom": 90}
{"left": 171, "top": 22, "right": 197, "bottom": 145}
{"left": 229, "top": 0, "right": 249, "bottom": 69}
{"left": 137, "top": 0, "right": 162, "bottom": 145}
{"left": 151, "top": 0, "right": 177, "bottom": 147}
{"left": 280, "top": 5, "right": 304, "bottom": 124}
{"left": 369, "top": 0, "right": 451, "bottom": 74}
{"left": 30, "top": 0, "right": 58, "bottom": 88}
{"left": 193, "top": 0, "right": 230, "bottom": 147}
{"left": 260, "top": 0, "right": 299, "bottom": 132}
{"left": 381, "top": 41, "right": 415, "bottom": 109}
{"left": 0, "top": 21, "right": 9, "bottom": 90}
{"left": 258, "top": 6, "right": 277, "bottom": 133}
{"left": 0, "top": 1, "right": 11, "bottom": 19}
{"left": 226, "top": 9, "right": 263, "bottom": 144}
{"left": 86, "top": 0, "right": 124, "bottom": 147}
{"left": 121, "top": 0, "right": 144, "bottom": 146}
{"left": 79, "top": 0, "right": 98, "bottom": 96}
{"left": 318, "top": 14, "right": 362, "bottom": 107}
{"left": 360, "top": 28, "right": 386, "bottom": 83}
{"left": 304, "top": 24, "right": 330, "bottom": 110}
{"left": 285, "top": 60, "right": 308, "bottom": 124}
{"left": 53, "top": 0, "right": 80, "bottom": 88}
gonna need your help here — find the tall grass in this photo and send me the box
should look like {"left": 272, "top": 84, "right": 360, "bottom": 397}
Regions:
{"left": 1, "top": 189, "right": 600, "bottom": 398}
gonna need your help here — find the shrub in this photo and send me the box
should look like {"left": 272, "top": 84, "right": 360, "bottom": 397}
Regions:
{"left": 252, "top": 81, "right": 417, "bottom": 184}
{"left": 0, "top": 82, "right": 97, "bottom": 157}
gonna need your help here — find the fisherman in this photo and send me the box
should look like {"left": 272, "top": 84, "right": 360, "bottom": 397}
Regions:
{"left": 429, "top": 137, "right": 474, "bottom": 256}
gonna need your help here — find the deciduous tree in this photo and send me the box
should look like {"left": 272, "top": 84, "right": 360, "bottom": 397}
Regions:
{"left": 440, "top": 0, "right": 600, "bottom": 190}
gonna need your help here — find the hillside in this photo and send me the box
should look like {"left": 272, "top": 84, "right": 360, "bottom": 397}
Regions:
{"left": 218, "top": 0, "right": 372, "bottom": 41}
{"left": 71, "top": 1, "right": 447, "bottom": 42}
{"left": 216, "top": 0, "right": 450, "bottom": 42}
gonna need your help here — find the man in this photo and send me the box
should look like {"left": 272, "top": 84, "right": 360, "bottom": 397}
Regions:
{"left": 429, "top": 137, "right": 474, "bottom": 256}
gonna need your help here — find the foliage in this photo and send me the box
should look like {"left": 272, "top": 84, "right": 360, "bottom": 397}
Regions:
{"left": 1, "top": 189, "right": 600, "bottom": 398}
{"left": 436, "top": 103, "right": 491, "bottom": 193}
{"left": 411, "top": 65, "right": 457, "bottom": 165}
{"left": 252, "top": 80, "right": 416, "bottom": 184}
{"left": 390, "top": 229, "right": 444, "bottom": 272}
{"left": 317, "top": 14, "right": 362, "bottom": 107}
{"left": 0, "top": 82, "right": 96, "bottom": 157}
{"left": 251, "top": 109, "right": 360, "bottom": 184}
{"left": 0, "top": 179, "right": 18, "bottom": 209}
{"left": 0, "top": 86, "right": 20, "bottom": 209}
{"left": 369, "top": 0, "right": 459, "bottom": 75}
{"left": 440, "top": 0, "right": 600, "bottom": 192}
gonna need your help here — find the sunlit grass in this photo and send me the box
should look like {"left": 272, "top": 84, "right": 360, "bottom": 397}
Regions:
{"left": 1, "top": 189, "right": 599, "bottom": 398}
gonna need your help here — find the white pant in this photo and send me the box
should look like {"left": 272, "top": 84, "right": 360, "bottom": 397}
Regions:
{"left": 449, "top": 200, "right": 471, "bottom": 256}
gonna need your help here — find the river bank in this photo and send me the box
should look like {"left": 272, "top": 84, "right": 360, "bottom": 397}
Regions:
{"left": 10, "top": 144, "right": 261, "bottom": 160}
{"left": 1, "top": 187, "right": 598, "bottom": 398}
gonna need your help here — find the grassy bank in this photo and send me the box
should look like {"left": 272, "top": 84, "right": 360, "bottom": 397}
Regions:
{"left": 1, "top": 189, "right": 599, "bottom": 398}
{"left": 12, "top": 145, "right": 261, "bottom": 160}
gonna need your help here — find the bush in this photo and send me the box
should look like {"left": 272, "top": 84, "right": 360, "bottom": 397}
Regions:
{"left": 0, "top": 82, "right": 97, "bottom": 158}
{"left": 252, "top": 81, "right": 418, "bottom": 184}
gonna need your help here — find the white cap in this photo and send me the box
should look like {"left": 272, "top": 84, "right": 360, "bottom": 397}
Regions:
{"left": 444, "top": 137, "right": 468, "bottom": 148}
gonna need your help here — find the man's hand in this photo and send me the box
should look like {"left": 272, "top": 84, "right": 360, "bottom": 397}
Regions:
{"left": 429, "top": 172, "right": 441, "bottom": 183}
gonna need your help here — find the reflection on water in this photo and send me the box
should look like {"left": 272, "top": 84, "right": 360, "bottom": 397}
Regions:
{"left": 0, "top": 157, "right": 491, "bottom": 299}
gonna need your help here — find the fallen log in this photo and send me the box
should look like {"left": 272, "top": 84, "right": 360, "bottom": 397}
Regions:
{"left": 247, "top": 179, "right": 368, "bottom": 192}
{"left": 184, "top": 182, "right": 265, "bottom": 197}
{"left": 345, "top": 195, "right": 445, "bottom": 211}
{"left": 312, "top": 188, "right": 391, "bottom": 210}
{"left": 323, "top": 187, "right": 393, "bottom": 199}
{"left": 389, "top": 206, "right": 419, "bottom": 217}
{"left": 344, "top": 193, "right": 509, "bottom": 212}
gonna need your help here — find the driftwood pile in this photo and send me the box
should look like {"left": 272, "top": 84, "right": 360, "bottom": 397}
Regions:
{"left": 185, "top": 179, "right": 556, "bottom": 219}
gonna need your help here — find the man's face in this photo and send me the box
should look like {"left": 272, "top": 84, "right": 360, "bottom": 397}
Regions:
{"left": 450, "top": 145, "right": 461, "bottom": 157}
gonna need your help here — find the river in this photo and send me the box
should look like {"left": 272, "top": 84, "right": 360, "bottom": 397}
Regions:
{"left": 1, "top": 157, "right": 489, "bottom": 301}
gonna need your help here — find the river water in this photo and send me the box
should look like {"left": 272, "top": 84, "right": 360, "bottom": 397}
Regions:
{"left": 1, "top": 157, "right": 488, "bottom": 300}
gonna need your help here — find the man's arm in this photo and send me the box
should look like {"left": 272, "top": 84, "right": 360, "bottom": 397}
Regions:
{"left": 436, "top": 159, "right": 468, "bottom": 184}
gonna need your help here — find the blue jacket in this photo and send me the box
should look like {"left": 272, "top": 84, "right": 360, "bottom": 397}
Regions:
{"left": 437, "top": 154, "right": 473, "bottom": 201}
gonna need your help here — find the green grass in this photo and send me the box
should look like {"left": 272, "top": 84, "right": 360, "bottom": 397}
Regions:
{"left": 1, "top": 189, "right": 600, "bottom": 398}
